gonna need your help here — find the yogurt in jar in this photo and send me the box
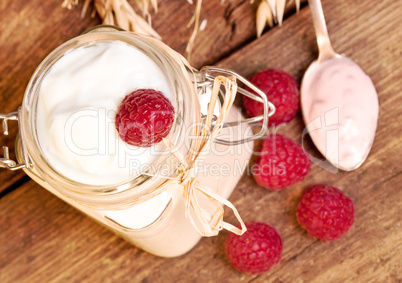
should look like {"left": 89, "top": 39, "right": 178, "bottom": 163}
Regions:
{"left": 27, "top": 36, "right": 253, "bottom": 257}
{"left": 37, "top": 41, "right": 173, "bottom": 185}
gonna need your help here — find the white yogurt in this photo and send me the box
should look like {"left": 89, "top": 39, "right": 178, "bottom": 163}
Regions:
{"left": 302, "top": 57, "right": 379, "bottom": 170}
{"left": 37, "top": 41, "right": 174, "bottom": 185}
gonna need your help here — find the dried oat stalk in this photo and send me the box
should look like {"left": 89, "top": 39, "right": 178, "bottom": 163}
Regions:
{"left": 256, "top": 0, "right": 273, "bottom": 37}
{"left": 62, "top": 0, "right": 79, "bottom": 9}
{"left": 62, "top": 0, "right": 161, "bottom": 39}
{"left": 185, "top": 0, "right": 203, "bottom": 61}
{"left": 62, "top": 0, "right": 300, "bottom": 59}
{"left": 62, "top": 0, "right": 206, "bottom": 60}
{"left": 255, "top": 0, "right": 300, "bottom": 37}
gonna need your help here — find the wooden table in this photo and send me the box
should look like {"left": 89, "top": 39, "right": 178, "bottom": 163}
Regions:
{"left": 0, "top": 0, "right": 401, "bottom": 282}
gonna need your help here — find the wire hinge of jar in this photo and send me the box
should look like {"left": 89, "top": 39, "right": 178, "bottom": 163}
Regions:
{"left": 197, "top": 66, "right": 276, "bottom": 146}
{"left": 0, "top": 108, "right": 31, "bottom": 170}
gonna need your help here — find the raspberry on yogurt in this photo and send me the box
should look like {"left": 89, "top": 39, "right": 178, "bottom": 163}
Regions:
{"left": 115, "top": 89, "right": 175, "bottom": 147}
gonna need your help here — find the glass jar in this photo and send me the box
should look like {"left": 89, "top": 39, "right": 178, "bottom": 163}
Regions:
{"left": 0, "top": 26, "right": 274, "bottom": 257}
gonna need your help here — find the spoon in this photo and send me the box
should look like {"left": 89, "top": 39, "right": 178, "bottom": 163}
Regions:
{"left": 300, "top": 0, "right": 379, "bottom": 171}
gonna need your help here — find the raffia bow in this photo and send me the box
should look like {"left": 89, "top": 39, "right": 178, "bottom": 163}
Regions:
{"left": 160, "top": 75, "right": 247, "bottom": 236}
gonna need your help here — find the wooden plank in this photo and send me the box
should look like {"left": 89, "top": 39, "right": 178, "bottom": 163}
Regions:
{"left": 0, "top": 0, "right": 401, "bottom": 281}
{"left": 0, "top": 0, "right": 100, "bottom": 194}
{"left": 0, "top": 0, "right": 302, "bottom": 194}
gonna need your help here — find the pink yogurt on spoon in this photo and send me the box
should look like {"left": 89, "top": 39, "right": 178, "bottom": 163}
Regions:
{"left": 301, "top": 57, "right": 379, "bottom": 171}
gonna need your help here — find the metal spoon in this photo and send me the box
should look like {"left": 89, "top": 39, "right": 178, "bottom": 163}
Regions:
{"left": 300, "top": 0, "right": 379, "bottom": 171}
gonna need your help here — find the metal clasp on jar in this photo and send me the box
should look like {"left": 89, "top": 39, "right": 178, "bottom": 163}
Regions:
{"left": 197, "top": 66, "right": 276, "bottom": 145}
{"left": 0, "top": 108, "right": 31, "bottom": 170}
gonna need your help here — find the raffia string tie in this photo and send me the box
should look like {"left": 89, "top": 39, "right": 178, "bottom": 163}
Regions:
{"left": 159, "top": 74, "right": 247, "bottom": 237}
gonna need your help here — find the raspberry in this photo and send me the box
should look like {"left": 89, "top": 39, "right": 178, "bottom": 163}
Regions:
{"left": 297, "top": 185, "right": 355, "bottom": 241}
{"left": 253, "top": 134, "right": 310, "bottom": 190}
{"left": 115, "top": 89, "right": 175, "bottom": 147}
{"left": 225, "top": 222, "right": 282, "bottom": 274}
{"left": 243, "top": 69, "right": 299, "bottom": 126}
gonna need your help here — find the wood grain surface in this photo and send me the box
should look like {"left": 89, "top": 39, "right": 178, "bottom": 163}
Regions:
{"left": 0, "top": 0, "right": 401, "bottom": 282}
